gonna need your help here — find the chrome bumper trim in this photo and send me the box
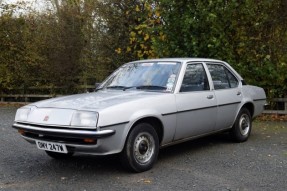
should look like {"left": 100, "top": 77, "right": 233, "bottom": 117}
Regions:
{"left": 12, "top": 123, "right": 115, "bottom": 139}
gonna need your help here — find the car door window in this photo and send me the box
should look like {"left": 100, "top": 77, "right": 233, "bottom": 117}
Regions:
{"left": 207, "top": 64, "right": 239, "bottom": 90}
{"left": 180, "top": 63, "right": 210, "bottom": 92}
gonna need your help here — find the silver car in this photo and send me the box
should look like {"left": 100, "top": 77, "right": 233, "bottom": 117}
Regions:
{"left": 13, "top": 58, "right": 266, "bottom": 172}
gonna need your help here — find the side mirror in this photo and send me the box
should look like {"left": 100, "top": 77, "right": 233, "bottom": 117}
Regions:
{"left": 95, "top": 83, "right": 102, "bottom": 91}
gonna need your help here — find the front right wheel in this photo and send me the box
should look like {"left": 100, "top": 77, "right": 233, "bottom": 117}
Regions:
{"left": 230, "top": 108, "right": 252, "bottom": 142}
{"left": 120, "top": 123, "right": 159, "bottom": 172}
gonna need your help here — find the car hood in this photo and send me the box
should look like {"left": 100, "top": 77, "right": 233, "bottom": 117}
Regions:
{"left": 31, "top": 90, "right": 165, "bottom": 111}
{"left": 22, "top": 90, "right": 174, "bottom": 127}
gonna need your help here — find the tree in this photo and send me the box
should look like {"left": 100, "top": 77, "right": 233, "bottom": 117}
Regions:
{"left": 156, "top": 0, "right": 287, "bottom": 97}
{"left": 0, "top": 3, "right": 43, "bottom": 93}
{"left": 0, "top": 0, "right": 286, "bottom": 98}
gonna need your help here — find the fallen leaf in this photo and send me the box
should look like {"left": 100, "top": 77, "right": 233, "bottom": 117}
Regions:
{"left": 144, "top": 180, "right": 151, "bottom": 184}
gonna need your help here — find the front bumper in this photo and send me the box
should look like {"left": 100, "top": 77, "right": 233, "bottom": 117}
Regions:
{"left": 12, "top": 122, "right": 121, "bottom": 154}
{"left": 12, "top": 123, "right": 115, "bottom": 139}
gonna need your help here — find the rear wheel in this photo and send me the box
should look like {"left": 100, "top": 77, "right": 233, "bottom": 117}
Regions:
{"left": 231, "top": 108, "right": 252, "bottom": 142}
{"left": 121, "top": 123, "right": 159, "bottom": 172}
{"left": 45, "top": 151, "right": 74, "bottom": 159}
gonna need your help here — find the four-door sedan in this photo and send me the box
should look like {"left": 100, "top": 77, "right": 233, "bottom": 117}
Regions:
{"left": 13, "top": 58, "right": 266, "bottom": 172}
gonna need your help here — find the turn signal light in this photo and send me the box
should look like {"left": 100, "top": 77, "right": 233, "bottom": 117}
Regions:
{"left": 18, "top": 129, "right": 26, "bottom": 135}
{"left": 83, "top": 138, "right": 96, "bottom": 143}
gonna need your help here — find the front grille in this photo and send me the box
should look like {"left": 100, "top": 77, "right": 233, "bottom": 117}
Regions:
{"left": 17, "top": 122, "right": 97, "bottom": 131}
{"left": 22, "top": 131, "right": 98, "bottom": 146}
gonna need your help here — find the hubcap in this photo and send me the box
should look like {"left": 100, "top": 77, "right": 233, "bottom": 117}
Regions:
{"left": 133, "top": 132, "right": 155, "bottom": 164}
{"left": 239, "top": 114, "right": 250, "bottom": 136}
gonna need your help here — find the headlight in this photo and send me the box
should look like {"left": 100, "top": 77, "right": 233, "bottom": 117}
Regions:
{"left": 15, "top": 106, "right": 35, "bottom": 122}
{"left": 71, "top": 111, "right": 98, "bottom": 127}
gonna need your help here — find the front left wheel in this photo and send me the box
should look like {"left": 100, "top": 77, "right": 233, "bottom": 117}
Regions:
{"left": 120, "top": 123, "right": 159, "bottom": 172}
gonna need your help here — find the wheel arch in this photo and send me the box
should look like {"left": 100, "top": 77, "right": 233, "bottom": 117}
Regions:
{"left": 241, "top": 102, "right": 254, "bottom": 117}
{"left": 128, "top": 116, "right": 164, "bottom": 145}
{"left": 232, "top": 102, "right": 254, "bottom": 128}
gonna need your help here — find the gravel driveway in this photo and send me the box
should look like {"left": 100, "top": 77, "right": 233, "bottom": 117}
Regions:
{"left": 0, "top": 107, "right": 286, "bottom": 191}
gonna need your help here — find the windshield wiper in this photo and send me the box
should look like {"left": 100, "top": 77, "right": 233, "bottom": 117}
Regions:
{"left": 136, "top": 85, "right": 166, "bottom": 90}
{"left": 106, "top": 86, "right": 128, "bottom": 90}
{"left": 104, "top": 85, "right": 167, "bottom": 91}
{"left": 123, "top": 85, "right": 166, "bottom": 91}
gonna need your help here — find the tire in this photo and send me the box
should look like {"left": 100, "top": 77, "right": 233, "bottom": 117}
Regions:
{"left": 45, "top": 151, "right": 74, "bottom": 159}
{"left": 121, "top": 123, "right": 159, "bottom": 172}
{"left": 231, "top": 108, "right": 252, "bottom": 142}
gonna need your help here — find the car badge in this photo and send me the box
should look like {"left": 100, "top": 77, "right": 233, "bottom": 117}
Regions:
{"left": 43, "top": 115, "right": 49, "bottom": 121}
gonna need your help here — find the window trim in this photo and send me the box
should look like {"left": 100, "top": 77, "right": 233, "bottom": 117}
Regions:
{"left": 205, "top": 62, "right": 240, "bottom": 90}
{"left": 179, "top": 62, "right": 211, "bottom": 93}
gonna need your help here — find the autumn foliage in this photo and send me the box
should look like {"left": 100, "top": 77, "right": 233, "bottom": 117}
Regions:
{"left": 0, "top": 0, "right": 286, "bottom": 97}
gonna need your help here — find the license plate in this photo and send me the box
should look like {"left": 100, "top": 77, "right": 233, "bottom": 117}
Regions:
{"left": 36, "top": 140, "right": 68, "bottom": 153}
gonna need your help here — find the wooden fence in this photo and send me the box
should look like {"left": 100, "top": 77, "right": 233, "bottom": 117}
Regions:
{"left": 0, "top": 84, "right": 95, "bottom": 103}
{"left": 263, "top": 98, "right": 287, "bottom": 114}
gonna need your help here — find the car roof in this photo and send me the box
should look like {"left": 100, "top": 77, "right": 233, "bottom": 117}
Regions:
{"left": 130, "top": 58, "right": 244, "bottom": 81}
{"left": 131, "top": 58, "right": 225, "bottom": 63}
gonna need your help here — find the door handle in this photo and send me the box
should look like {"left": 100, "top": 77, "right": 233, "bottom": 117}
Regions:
{"left": 237, "top": 91, "right": 242, "bottom": 96}
{"left": 207, "top": 95, "right": 214, "bottom": 99}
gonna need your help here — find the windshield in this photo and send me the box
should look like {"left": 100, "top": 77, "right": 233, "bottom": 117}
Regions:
{"left": 99, "top": 61, "right": 181, "bottom": 92}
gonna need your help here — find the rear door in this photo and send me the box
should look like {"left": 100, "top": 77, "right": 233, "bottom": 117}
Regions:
{"left": 174, "top": 62, "right": 217, "bottom": 140}
{"left": 206, "top": 63, "right": 242, "bottom": 130}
